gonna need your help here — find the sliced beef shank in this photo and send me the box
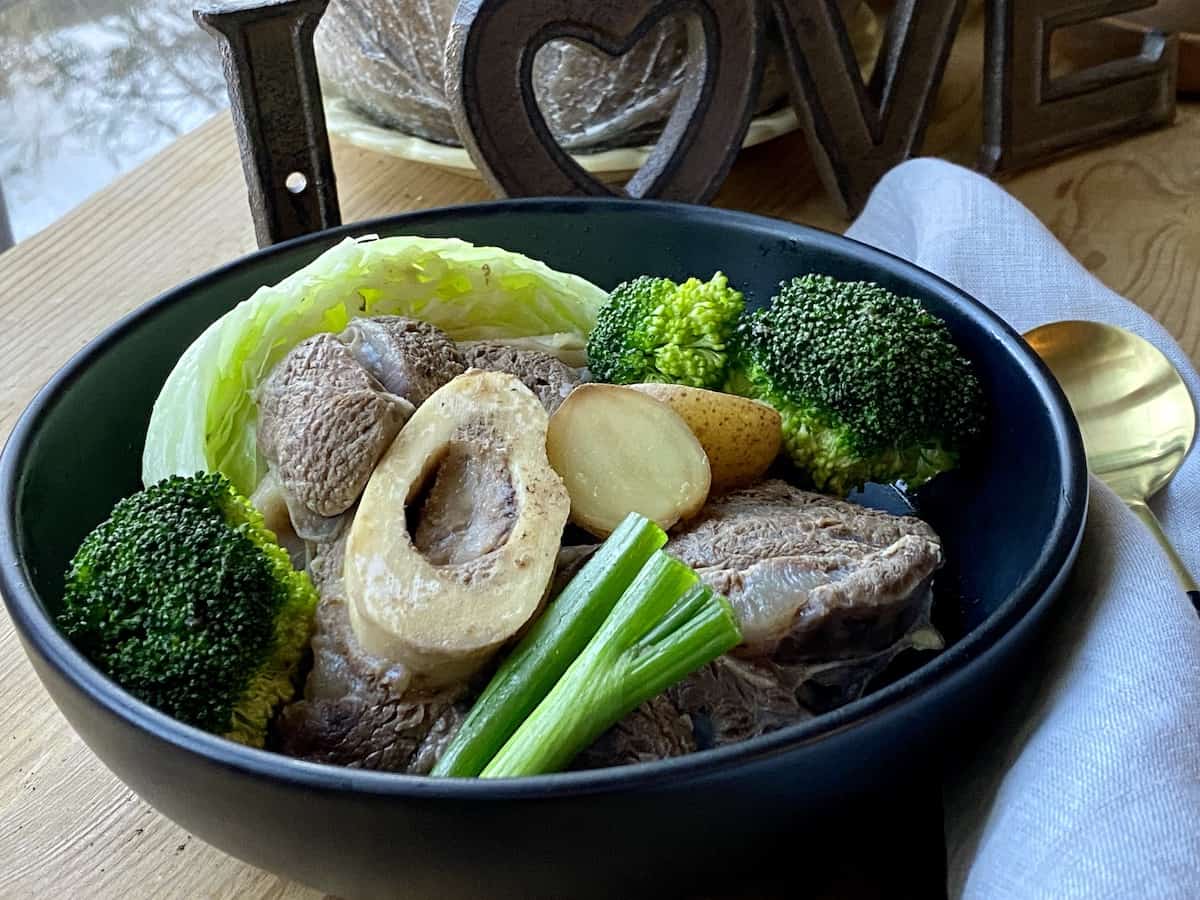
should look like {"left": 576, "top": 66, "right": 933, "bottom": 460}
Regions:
{"left": 458, "top": 341, "right": 581, "bottom": 413}
{"left": 255, "top": 317, "right": 465, "bottom": 539}
{"left": 574, "top": 656, "right": 813, "bottom": 769}
{"left": 574, "top": 693, "right": 696, "bottom": 769}
{"left": 666, "top": 480, "right": 943, "bottom": 660}
{"left": 275, "top": 537, "right": 469, "bottom": 773}
{"left": 256, "top": 333, "right": 414, "bottom": 532}
{"left": 576, "top": 481, "right": 943, "bottom": 769}
{"left": 340, "top": 316, "right": 465, "bottom": 406}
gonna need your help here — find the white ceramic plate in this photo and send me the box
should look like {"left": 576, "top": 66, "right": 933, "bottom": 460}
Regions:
{"left": 325, "top": 98, "right": 804, "bottom": 183}
{"left": 325, "top": 0, "right": 882, "bottom": 182}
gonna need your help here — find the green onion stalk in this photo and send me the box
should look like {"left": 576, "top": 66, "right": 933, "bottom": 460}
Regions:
{"left": 482, "top": 552, "right": 740, "bottom": 778}
{"left": 433, "top": 514, "right": 666, "bottom": 777}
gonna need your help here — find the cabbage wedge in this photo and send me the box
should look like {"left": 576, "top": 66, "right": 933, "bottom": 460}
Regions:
{"left": 142, "top": 235, "right": 605, "bottom": 495}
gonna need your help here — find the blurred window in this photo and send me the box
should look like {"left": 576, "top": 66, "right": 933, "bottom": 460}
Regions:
{"left": 0, "top": 0, "right": 228, "bottom": 244}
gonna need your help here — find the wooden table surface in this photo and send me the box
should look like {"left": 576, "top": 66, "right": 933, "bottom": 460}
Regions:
{"left": 2, "top": 11, "right": 1199, "bottom": 896}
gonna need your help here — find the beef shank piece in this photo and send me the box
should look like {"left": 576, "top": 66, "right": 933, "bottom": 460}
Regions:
{"left": 272, "top": 600, "right": 463, "bottom": 777}
{"left": 256, "top": 333, "right": 414, "bottom": 533}
{"left": 458, "top": 341, "right": 582, "bottom": 413}
{"left": 278, "top": 373, "right": 569, "bottom": 771}
{"left": 574, "top": 693, "right": 696, "bottom": 769}
{"left": 576, "top": 481, "right": 943, "bottom": 769}
{"left": 255, "top": 317, "right": 465, "bottom": 539}
{"left": 574, "top": 656, "right": 813, "bottom": 769}
{"left": 340, "top": 316, "right": 465, "bottom": 406}
{"left": 666, "top": 480, "right": 943, "bottom": 660}
{"left": 671, "top": 655, "right": 815, "bottom": 747}
{"left": 274, "top": 595, "right": 467, "bottom": 773}
{"left": 344, "top": 372, "right": 570, "bottom": 688}
{"left": 249, "top": 470, "right": 308, "bottom": 567}
{"left": 275, "top": 539, "right": 467, "bottom": 772}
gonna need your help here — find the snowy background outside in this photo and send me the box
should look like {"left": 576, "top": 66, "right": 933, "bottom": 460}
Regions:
{"left": 0, "top": 0, "right": 228, "bottom": 243}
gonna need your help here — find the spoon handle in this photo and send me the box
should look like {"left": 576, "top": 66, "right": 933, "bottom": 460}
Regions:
{"left": 1127, "top": 499, "right": 1200, "bottom": 609}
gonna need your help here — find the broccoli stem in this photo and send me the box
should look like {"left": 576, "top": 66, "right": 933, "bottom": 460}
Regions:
{"left": 432, "top": 514, "right": 667, "bottom": 777}
{"left": 480, "top": 554, "right": 741, "bottom": 778}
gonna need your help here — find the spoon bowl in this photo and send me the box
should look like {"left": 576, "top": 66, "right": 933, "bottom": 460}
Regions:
{"left": 1025, "top": 320, "right": 1197, "bottom": 597}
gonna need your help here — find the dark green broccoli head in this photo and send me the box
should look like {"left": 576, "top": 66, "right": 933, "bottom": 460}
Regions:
{"left": 586, "top": 272, "right": 745, "bottom": 388}
{"left": 728, "top": 274, "right": 984, "bottom": 495}
{"left": 57, "top": 473, "right": 317, "bottom": 746}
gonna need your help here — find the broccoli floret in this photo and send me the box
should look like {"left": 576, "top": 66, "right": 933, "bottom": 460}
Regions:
{"left": 57, "top": 473, "right": 317, "bottom": 747}
{"left": 587, "top": 272, "right": 745, "bottom": 388}
{"left": 728, "top": 274, "right": 984, "bottom": 495}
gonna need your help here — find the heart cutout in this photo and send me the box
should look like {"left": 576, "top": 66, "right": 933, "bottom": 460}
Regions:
{"left": 446, "top": 0, "right": 766, "bottom": 203}
{"left": 525, "top": 18, "right": 699, "bottom": 194}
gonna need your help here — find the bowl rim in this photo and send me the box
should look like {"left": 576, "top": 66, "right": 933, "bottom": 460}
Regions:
{"left": 0, "top": 197, "right": 1088, "bottom": 800}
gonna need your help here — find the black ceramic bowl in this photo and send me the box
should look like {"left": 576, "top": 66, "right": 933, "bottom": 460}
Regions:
{"left": 1, "top": 200, "right": 1086, "bottom": 899}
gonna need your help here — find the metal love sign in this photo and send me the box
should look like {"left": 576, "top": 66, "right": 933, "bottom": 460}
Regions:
{"left": 197, "top": 0, "right": 1179, "bottom": 247}
{"left": 445, "top": 0, "right": 770, "bottom": 205}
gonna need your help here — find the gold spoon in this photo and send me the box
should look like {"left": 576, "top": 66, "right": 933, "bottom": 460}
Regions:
{"left": 1024, "top": 320, "right": 1198, "bottom": 608}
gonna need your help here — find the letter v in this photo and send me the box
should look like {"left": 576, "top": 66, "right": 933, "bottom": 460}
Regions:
{"left": 772, "top": 0, "right": 965, "bottom": 215}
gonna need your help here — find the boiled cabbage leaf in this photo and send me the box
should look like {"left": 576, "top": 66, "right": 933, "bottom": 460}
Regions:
{"left": 142, "top": 235, "right": 606, "bottom": 495}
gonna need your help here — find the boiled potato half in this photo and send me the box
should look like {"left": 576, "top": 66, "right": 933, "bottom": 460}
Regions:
{"left": 628, "top": 384, "right": 782, "bottom": 492}
{"left": 546, "top": 384, "right": 711, "bottom": 537}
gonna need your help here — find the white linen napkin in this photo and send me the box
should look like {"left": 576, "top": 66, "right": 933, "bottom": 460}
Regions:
{"left": 846, "top": 159, "right": 1200, "bottom": 899}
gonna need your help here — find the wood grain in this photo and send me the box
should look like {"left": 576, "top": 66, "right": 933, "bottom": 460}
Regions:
{"left": 1, "top": 12, "right": 1198, "bottom": 897}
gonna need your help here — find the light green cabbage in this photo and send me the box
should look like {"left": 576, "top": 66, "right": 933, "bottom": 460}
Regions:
{"left": 142, "top": 235, "right": 606, "bottom": 495}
